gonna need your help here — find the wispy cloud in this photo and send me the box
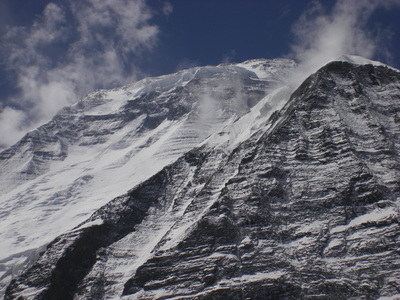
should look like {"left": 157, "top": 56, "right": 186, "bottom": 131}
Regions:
{"left": 221, "top": 49, "right": 237, "bottom": 64}
{"left": 175, "top": 58, "right": 199, "bottom": 72}
{"left": 289, "top": 0, "right": 400, "bottom": 84}
{"left": 162, "top": 1, "right": 174, "bottom": 16}
{"left": 0, "top": 0, "right": 166, "bottom": 149}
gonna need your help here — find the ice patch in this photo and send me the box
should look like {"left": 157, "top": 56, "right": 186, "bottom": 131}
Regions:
{"left": 331, "top": 207, "right": 397, "bottom": 234}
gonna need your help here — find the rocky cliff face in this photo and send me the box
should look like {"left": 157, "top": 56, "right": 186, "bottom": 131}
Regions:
{"left": 3, "top": 59, "right": 400, "bottom": 299}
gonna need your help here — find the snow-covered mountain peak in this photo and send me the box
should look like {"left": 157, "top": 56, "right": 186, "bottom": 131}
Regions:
{"left": 2, "top": 57, "right": 400, "bottom": 299}
{"left": 334, "top": 54, "right": 398, "bottom": 70}
{"left": 234, "top": 58, "right": 297, "bottom": 80}
{"left": 69, "top": 60, "right": 295, "bottom": 118}
{"left": 0, "top": 58, "right": 297, "bottom": 296}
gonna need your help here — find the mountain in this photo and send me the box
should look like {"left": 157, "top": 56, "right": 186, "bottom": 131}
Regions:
{"left": 0, "top": 58, "right": 296, "bottom": 297}
{"left": 2, "top": 56, "right": 400, "bottom": 299}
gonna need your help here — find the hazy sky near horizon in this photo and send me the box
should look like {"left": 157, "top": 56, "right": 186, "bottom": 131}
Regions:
{"left": 0, "top": 0, "right": 400, "bottom": 149}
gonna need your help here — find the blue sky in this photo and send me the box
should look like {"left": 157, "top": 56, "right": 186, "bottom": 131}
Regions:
{"left": 0, "top": 0, "right": 400, "bottom": 149}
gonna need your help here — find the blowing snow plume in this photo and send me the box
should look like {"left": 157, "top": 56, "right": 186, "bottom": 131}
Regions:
{"left": 289, "top": 0, "right": 400, "bottom": 84}
{"left": 0, "top": 0, "right": 172, "bottom": 150}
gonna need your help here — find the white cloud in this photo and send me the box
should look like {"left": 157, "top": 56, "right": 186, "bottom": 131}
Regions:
{"left": 288, "top": 0, "right": 400, "bottom": 84}
{"left": 0, "top": 0, "right": 164, "bottom": 149}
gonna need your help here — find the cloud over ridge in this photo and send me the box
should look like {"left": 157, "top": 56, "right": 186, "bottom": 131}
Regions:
{"left": 289, "top": 0, "right": 400, "bottom": 84}
{"left": 0, "top": 0, "right": 167, "bottom": 149}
